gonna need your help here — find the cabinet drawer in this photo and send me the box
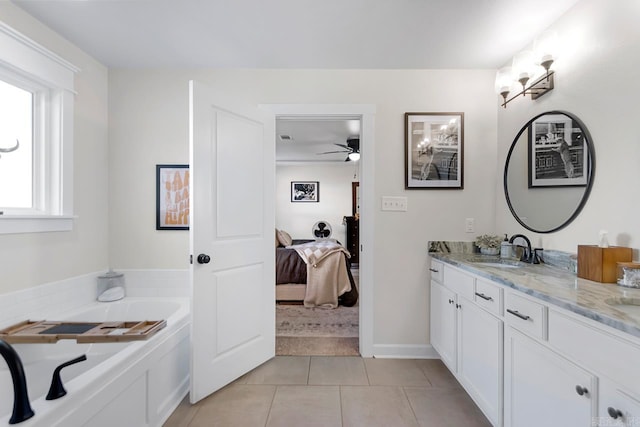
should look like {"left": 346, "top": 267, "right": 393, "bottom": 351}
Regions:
{"left": 443, "top": 265, "right": 474, "bottom": 300}
{"left": 549, "top": 309, "right": 640, "bottom": 398}
{"left": 504, "top": 291, "right": 547, "bottom": 340}
{"left": 429, "top": 259, "right": 444, "bottom": 283}
{"left": 474, "top": 278, "right": 502, "bottom": 316}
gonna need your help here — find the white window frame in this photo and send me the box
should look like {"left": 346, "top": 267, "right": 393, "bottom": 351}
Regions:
{"left": 0, "top": 21, "right": 79, "bottom": 234}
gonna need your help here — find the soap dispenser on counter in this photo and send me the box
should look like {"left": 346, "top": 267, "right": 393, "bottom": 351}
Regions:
{"left": 500, "top": 234, "right": 513, "bottom": 259}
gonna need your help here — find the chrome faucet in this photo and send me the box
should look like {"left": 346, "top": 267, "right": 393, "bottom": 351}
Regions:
{"left": 0, "top": 339, "right": 34, "bottom": 424}
{"left": 509, "top": 234, "right": 537, "bottom": 263}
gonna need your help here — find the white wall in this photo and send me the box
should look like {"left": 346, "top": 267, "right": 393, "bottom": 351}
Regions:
{"left": 496, "top": 0, "right": 640, "bottom": 256}
{"left": 276, "top": 163, "right": 356, "bottom": 244}
{"left": 0, "top": 4, "right": 109, "bottom": 293}
{"left": 109, "top": 68, "right": 497, "bottom": 348}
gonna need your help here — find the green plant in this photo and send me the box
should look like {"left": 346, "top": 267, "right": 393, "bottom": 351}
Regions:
{"left": 475, "top": 234, "right": 502, "bottom": 249}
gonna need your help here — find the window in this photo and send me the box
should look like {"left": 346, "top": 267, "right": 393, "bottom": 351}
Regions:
{"left": 0, "top": 21, "right": 78, "bottom": 234}
{"left": 0, "top": 78, "right": 34, "bottom": 211}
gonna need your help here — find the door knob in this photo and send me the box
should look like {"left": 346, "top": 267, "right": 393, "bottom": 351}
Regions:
{"left": 197, "top": 254, "right": 211, "bottom": 264}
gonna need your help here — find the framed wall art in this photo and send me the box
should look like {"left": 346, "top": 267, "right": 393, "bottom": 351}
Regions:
{"left": 405, "top": 112, "right": 464, "bottom": 189}
{"left": 156, "top": 164, "right": 189, "bottom": 230}
{"left": 528, "top": 114, "right": 588, "bottom": 188}
{"left": 291, "top": 181, "right": 319, "bottom": 202}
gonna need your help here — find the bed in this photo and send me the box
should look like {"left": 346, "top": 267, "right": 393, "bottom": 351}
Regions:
{"left": 276, "top": 238, "right": 358, "bottom": 307}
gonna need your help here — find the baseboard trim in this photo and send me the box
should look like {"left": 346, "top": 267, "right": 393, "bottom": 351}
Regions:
{"left": 371, "top": 344, "right": 440, "bottom": 359}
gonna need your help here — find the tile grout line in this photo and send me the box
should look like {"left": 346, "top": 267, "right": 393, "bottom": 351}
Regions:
{"left": 401, "top": 386, "right": 422, "bottom": 426}
{"left": 263, "top": 385, "right": 278, "bottom": 427}
{"left": 339, "top": 385, "right": 345, "bottom": 427}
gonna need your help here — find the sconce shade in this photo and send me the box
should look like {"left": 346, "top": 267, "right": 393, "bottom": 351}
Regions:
{"left": 512, "top": 50, "right": 537, "bottom": 83}
{"left": 495, "top": 67, "right": 513, "bottom": 95}
{"left": 534, "top": 30, "right": 558, "bottom": 70}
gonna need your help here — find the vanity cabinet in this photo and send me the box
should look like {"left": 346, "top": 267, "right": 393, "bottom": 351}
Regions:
{"left": 504, "top": 325, "right": 596, "bottom": 427}
{"left": 430, "top": 261, "right": 503, "bottom": 426}
{"left": 431, "top": 258, "right": 640, "bottom": 427}
{"left": 430, "top": 279, "right": 457, "bottom": 371}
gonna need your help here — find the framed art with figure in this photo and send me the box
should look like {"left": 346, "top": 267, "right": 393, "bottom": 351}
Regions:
{"left": 528, "top": 114, "right": 588, "bottom": 188}
{"left": 156, "top": 164, "right": 189, "bottom": 230}
{"left": 405, "top": 112, "right": 464, "bottom": 189}
{"left": 291, "top": 181, "right": 319, "bottom": 202}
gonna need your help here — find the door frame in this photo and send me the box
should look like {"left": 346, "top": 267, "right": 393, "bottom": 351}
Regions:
{"left": 262, "top": 103, "right": 375, "bottom": 357}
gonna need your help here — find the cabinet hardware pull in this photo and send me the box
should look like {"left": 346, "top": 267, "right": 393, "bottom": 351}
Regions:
{"left": 607, "top": 407, "right": 623, "bottom": 419}
{"left": 429, "top": 268, "right": 439, "bottom": 273}
{"left": 475, "top": 292, "right": 493, "bottom": 301}
{"left": 575, "top": 385, "right": 589, "bottom": 396}
{"left": 448, "top": 299, "right": 454, "bottom": 304}
{"left": 456, "top": 303, "right": 461, "bottom": 309}
{"left": 506, "top": 309, "right": 531, "bottom": 321}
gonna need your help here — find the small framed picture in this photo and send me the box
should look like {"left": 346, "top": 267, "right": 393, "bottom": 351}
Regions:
{"left": 528, "top": 114, "right": 588, "bottom": 188}
{"left": 291, "top": 181, "right": 319, "bottom": 202}
{"left": 405, "top": 112, "right": 464, "bottom": 189}
{"left": 156, "top": 164, "right": 189, "bottom": 230}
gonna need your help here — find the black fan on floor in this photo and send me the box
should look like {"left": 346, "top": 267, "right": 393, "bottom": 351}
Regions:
{"left": 316, "top": 137, "right": 360, "bottom": 161}
{"left": 312, "top": 221, "right": 332, "bottom": 239}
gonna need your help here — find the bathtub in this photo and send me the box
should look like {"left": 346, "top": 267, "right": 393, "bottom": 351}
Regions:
{"left": 0, "top": 297, "right": 190, "bottom": 427}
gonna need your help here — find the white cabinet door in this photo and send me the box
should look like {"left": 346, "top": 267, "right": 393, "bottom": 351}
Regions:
{"left": 598, "top": 380, "right": 640, "bottom": 427}
{"left": 504, "top": 326, "right": 595, "bottom": 427}
{"left": 457, "top": 295, "right": 503, "bottom": 426}
{"left": 430, "top": 280, "right": 457, "bottom": 372}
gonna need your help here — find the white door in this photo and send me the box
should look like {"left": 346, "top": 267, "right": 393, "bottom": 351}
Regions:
{"left": 189, "top": 80, "right": 275, "bottom": 403}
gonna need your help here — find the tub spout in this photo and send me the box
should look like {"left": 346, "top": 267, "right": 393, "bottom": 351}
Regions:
{"left": 0, "top": 339, "right": 34, "bottom": 424}
{"left": 46, "top": 355, "right": 87, "bottom": 400}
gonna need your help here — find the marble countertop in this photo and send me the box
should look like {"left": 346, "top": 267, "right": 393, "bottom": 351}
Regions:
{"left": 430, "top": 253, "right": 640, "bottom": 340}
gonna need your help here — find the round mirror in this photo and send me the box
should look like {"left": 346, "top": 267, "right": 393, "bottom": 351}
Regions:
{"left": 504, "top": 111, "right": 595, "bottom": 233}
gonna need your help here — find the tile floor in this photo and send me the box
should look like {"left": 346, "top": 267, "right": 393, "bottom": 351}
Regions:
{"left": 163, "top": 356, "right": 492, "bottom": 427}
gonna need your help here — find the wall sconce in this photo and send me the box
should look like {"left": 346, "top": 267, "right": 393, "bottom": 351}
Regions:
{"left": 495, "top": 31, "right": 558, "bottom": 108}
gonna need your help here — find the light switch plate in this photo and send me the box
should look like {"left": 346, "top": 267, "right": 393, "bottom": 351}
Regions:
{"left": 465, "top": 218, "right": 475, "bottom": 233}
{"left": 381, "top": 196, "right": 408, "bottom": 211}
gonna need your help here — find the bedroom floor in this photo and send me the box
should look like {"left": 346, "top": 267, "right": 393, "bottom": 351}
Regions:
{"left": 163, "top": 356, "right": 491, "bottom": 427}
{"left": 276, "top": 267, "right": 360, "bottom": 356}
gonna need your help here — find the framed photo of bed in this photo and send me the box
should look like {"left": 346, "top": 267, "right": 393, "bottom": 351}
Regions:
{"left": 291, "top": 181, "right": 319, "bottom": 202}
{"left": 156, "top": 164, "right": 189, "bottom": 230}
{"left": 405, "top": 112, "right": 464, "bottom": 189}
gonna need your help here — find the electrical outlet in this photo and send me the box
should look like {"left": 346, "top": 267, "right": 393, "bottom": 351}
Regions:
{"left": 381, "top": 196, "right": 408, "bottom": 212}
{"left": 465, "top": 218, "right": 475, "bottom": 233}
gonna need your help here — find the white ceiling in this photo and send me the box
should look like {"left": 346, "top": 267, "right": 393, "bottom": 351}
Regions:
{"left": 276, "top": 118, "right": 360, "bottom": 163}
{"left": 13, "top": 0, "right": 580, "bottom": 69}
{"left": 11, "top": 0, "right": 581, "bottom": 162}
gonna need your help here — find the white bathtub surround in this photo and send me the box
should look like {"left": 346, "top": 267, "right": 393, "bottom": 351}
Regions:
{"left": 0, "top": 269, "right": 189, "bottom": 330}
{"left": 0, "top": 298, "right": 189, "bottom": 427}
{"left": 0, "top": 270, "right": 190, "bottom": 427}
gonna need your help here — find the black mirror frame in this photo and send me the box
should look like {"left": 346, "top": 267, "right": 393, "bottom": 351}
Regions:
{"left": 503, "top": 110, "right": 596, "bottom": 234}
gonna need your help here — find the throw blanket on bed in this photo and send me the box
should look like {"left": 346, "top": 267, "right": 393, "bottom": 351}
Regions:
{"left": 289, "top": 240, "right": 352, "bottom": 308}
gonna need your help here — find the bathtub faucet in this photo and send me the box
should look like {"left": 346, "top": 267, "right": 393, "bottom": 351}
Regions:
{"left": 0, "top": 339, "right": 34, "bottom": 424}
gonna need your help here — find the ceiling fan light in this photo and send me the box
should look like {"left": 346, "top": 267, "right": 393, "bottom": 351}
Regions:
{"left": 348, "top": 152, "right": 360, "bottom": 161}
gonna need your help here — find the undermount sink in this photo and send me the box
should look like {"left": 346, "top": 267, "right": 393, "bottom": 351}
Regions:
{"left": 605, "top": 297, "right": 640, "bottom": 317}
{"left": 469, "top": 258, "right": 524, "bottom": 269}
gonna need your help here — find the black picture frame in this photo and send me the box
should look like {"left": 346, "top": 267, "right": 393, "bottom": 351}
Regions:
{"left": 291, "top": 181, "right": 319, "bottom": 202}
{"left": 156, "top": 164, "right": 189, "bottom": 230}
{"left": 528, "top": 114, "right": 588, "bottom": 188}
{"left": 405, "top": 112, "right": 464, "bottom": 189}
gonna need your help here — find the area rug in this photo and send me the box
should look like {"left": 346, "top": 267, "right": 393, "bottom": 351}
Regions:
{"left": 276, "top": 304, "right": 359, "bottom": 337}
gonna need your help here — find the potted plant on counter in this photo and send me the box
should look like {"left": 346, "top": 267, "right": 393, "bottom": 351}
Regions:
{"left": 475, "top": 234, "right": 502, "bottom": 255}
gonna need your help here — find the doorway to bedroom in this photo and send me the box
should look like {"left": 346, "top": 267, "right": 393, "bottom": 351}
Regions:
{"left": 274, "top": 115, "right": 361, "bottom": 356}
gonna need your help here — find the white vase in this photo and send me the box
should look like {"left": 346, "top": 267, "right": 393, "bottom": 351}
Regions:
{"left": 480, "top": 247, "right": 500, "bottom": 255}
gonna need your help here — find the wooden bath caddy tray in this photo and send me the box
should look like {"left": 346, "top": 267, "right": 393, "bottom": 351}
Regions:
{"left": 0, "top": 319, "right": 166, "bottom": 344}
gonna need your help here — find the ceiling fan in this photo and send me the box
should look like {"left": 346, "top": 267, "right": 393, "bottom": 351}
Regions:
{"left": 317, "top": 137, "right": 360, "bottom": 161}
